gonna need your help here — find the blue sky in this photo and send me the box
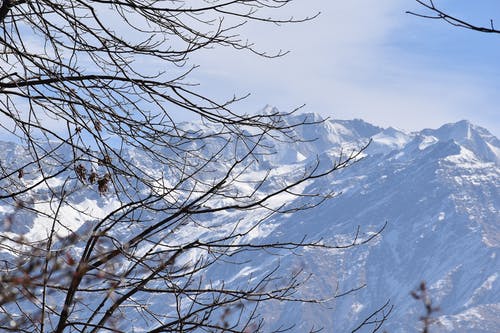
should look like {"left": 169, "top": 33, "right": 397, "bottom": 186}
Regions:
{"left": 189, "top": 0, "right": 500, "bottom": 136}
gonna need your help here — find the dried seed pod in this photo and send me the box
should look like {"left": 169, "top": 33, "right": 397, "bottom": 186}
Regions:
{"left": 98, "top": 154, "right": 112, "bottom": 166}
{"left": 75, "top": 163, "right": 87, "bottom": 183}
{"left": 97, "top": 173, "right": 111, "bottom": 194}
{"left": 88, "top": 171, "right": 98, "bottom": 184}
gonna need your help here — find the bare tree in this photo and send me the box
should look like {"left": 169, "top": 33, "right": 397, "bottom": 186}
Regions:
{"left": 411, "top": 282, "right": 440, "bottom": 333}
{"left": 408, "top": 0, "right": 500, "bottom": 34}
{"left": 0, "top": 1, "right": 388, "bottom": 332}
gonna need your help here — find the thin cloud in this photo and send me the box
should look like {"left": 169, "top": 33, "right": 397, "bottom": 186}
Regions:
{"left": 189, "top": 0, "right": 500, "bottom": 135}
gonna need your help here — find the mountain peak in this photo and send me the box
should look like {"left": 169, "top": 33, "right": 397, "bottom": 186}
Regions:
{"left": 333, "top": 119, "right": 384, "bottom": 138}
{"left": 421, "top": 120, "right": 499, "bottom": 164}
{"left": 423, "top": 120, "right": 482, "bottom": 142}
{"left": 260, "top": 104, "right": 280, "bottom": 115}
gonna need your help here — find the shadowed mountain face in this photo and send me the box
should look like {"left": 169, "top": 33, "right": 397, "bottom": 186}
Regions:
{"left": 1, "top": 112, "right": 498, "bottom": 332}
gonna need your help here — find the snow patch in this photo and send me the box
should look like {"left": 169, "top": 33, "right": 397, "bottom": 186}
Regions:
{"left": 371, "top": 127, "right": 410, "bottom": 150}
{"left": 296, "top": 151, "right": 307, "bottom": 162}
{"left": 351, "top": 302, "right": 364, "bottom": 314}
{"left": 465, "top": 273, "right": 498, "bottom": 307}
{"left": 24, "top": 197, "right": 121, "bottom": 241}
{"left": 228, "top": 266, "right": 259, "bottom": 283}
{"left": 485, "top": 141, "right": 500, "bottom": 164}
{"left": 419, "top": 135, "right": 438, "bottom": 150}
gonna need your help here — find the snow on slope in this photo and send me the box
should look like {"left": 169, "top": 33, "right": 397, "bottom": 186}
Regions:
{"left": 251, "top": 115, "right": 499, "bottom": 332}
{"left": 0, "top": 111, "right": 498, "bottom": 332}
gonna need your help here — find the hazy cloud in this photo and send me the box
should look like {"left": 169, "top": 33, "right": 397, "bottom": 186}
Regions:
{"left": 189, "top": 0, "right": 500, "bottom": 135}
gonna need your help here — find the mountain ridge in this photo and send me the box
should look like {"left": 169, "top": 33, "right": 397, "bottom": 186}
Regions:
{"left": 0, "top": 111, "right": 498, "bottom": 332}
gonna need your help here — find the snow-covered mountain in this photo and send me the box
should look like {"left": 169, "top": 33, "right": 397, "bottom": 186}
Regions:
{"left": 273, "top": 116, "right": 499, "bottom": 332}
{"left": 0, "top": 110, "right": 498, "bottom": 332}
{"left": 227, "top": 110, "right": 499, "bottom": 332}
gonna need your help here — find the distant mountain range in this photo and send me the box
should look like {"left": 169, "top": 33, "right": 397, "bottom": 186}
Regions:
{"left": 1, "top": 108, "right": 498, "bottom": 332}
{"left": 225, "top": 108, "right": 499, "bottom": 332}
